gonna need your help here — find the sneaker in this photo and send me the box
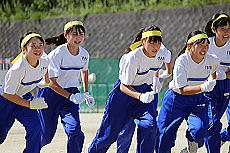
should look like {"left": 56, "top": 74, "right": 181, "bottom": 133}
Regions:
{"left": 188, "top": 140, "right": 198, "bottom": 153}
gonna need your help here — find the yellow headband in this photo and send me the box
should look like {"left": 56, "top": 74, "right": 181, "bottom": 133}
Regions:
{"left": 142, "top": 30, "right": 161, "bottom": 39}
{"left": 64, "top": 21, "right": 84, "bottom": 32}
{"left": 130, "top": 41, "right": 142, "bottom": 51}
{"left": 12, "top": 33, "right": 42, "bottom": 64}
{"left": 185, "top": 33, "right": 208, "bottom": 52}
{"left": 211, "top": 14, "right": 228, "bottom": 31}
{"left": 21, "top": 33, "right": 42, "bottom": 47}
{"left": 187, "top": 34, "right": 208, "bottom": 44}
{"left": 11, "top": 52, "right": 23, "bottom": 64}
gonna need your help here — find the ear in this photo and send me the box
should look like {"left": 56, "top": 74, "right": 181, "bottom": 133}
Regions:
{"left": 21, "top": 46, "right": 26, "bottom": 53}
{"left": 64, "top": 32, "right": 68, "bottom": 39}
{"left": 186, "top": 43, "right": 191, "bottom": 50}
{"left": 211, "top": 27, "right": 217, "bottom": 33}
{"left": 141, "top": 38, "right": 146, "bottom": 45}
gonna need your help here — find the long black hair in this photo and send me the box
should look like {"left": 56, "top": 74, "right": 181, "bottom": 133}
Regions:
{"left": 205, "top": 13, "right": 230, "bottom": 37}
{"left": 124, "top": 28, "right": 144, "bottom": 54}
{"left": 45, "top": 19, "right": 86, "bottom": 46}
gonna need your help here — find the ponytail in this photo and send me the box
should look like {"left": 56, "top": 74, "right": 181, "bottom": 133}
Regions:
{"left": 205, "top": 20, "right": 215, "bottom": 37}
{"left": 178, "top": 45, "right": 187, "bottom": 57}
{"left": 45, "top": 33, "right": 67, "bottom": 46}
{"left": 124, "top": 28, "right": 144, "bottom": 54}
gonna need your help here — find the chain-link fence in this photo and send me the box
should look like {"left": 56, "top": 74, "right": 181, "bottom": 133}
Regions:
{"left": 0, "top": 57, "right": 13, "bottom": 86}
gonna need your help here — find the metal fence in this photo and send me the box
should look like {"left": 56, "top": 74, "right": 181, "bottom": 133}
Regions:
{"left": 0, "top": 57, "right": 166, "bottom": 112}
{"left": 0, "top": 57, "right": 13, "bottom": 87}
{"left": 79, "top": 83, "right": 114, "bottom": 112}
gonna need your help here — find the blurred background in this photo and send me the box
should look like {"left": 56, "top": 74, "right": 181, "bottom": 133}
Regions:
{"left": 0, "top": 0, "right": 230, "bottom": 112}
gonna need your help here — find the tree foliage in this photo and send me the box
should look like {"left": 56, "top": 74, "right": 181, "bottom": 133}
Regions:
{"left": 0, "top": 0, "right": 229, "bottom": 21}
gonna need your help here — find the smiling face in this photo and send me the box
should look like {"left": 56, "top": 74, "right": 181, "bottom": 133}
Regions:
{"left": 189, "top": 39, "right": 209, "bottom": 63}
{"left": 22, "top": 37, "right": 44, "bottom": 61}
{"left": 65, "top": 27, "right": 85, "bottom": 48}
{"left": 142, "top": 37, "right": 161, "bottom": 58}
{"left": 214, "top": 23, "right": 230, "bottom": 45}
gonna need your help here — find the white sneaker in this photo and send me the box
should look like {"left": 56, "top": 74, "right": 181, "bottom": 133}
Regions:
{"left": 188, "top": 140, "right": 198, "bottom": 153}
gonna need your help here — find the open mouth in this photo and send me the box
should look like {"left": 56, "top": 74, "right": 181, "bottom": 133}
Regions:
{"left": 223, "top": 35, "right": 229, "bottom": 40}
{"left": 200, "top": 51, "right": 206, "bottom": 55}
{"left": 34, "top": 52, "right": 42, "bottom": 56}
{"left": 74, "top": 41, "right": 81, "bottom": 44}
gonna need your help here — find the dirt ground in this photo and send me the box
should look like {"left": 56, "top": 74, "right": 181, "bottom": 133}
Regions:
{"left": 0, "top": 112, "right": 229, "bottom": 153}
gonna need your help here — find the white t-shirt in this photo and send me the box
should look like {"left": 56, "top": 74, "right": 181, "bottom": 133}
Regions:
{"left": 4, "top": 55, "right": 49, "bottom": 97}
{"left": 208, "top": 37, "right": 230, "bottom": 72}
{"left": 119, "top": 45, "right": 171, "bottom": 86}
{"left": 169, "top": 52, "right": 219, "bottom": 93}
{"left": 48, "top": 44, "right": 89, "bottom": 88}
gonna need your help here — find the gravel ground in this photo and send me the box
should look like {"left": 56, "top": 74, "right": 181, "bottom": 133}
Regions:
{"left": 0, "top": 112, "right": 229, "bottom": 153}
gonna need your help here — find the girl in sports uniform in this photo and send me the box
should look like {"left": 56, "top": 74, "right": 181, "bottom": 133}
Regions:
{"left": 183, "top": 13, "right": 230, "bottom": 153}
{"left": 116, "top": 28, "right": 172, "bottom": 153}
{"left": 0, "top": 32, "right": 48, "bottom": 153}
{"left": 157, "top": 30, "right": 219, "bottom": 153}
{"left": 203, "top": 13, "right": 230, "bottom": 153}
{"left": 88, "top": 25, "right": 165, "bottom": 153}
{"left": 37, "top": 19, "right": 94, "bottom": 153}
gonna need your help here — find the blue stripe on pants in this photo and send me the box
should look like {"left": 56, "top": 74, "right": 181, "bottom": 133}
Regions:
{"left": 204, "top": 79, "right": 230, "bottom": 153}
{"left": 116, "top": 119, "right": 136, "bottom": 153}
{"left": 157, "top": 89, "right": 209, "bottom": 153}
{"left": 116, "top": 93, "right": 159, "bottom": 153}
{"left": 88, "top": 80, "right": 159, "bottom": 153}
{"left": 37, "top": 87, "right": 84, "bottom": 153}
{"left": 221, "top": 103, "right": 230, "bottom": 142}
{"left": 0, "top": 93, "right": 42, "bottom": 153}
